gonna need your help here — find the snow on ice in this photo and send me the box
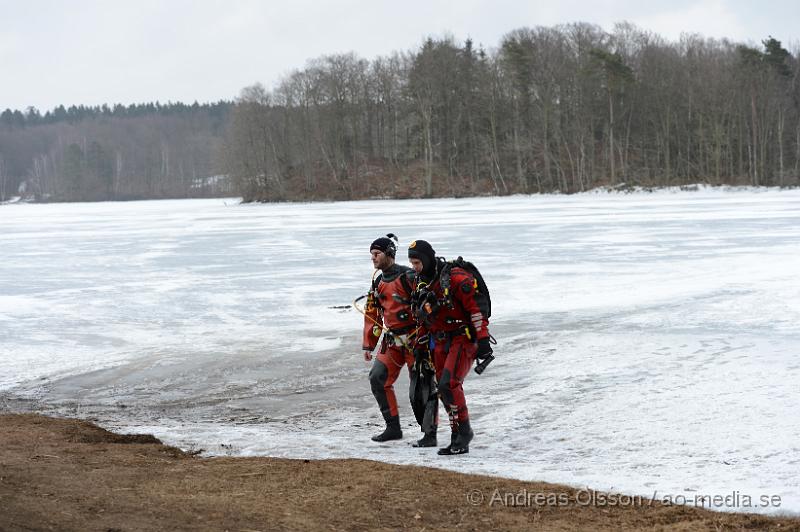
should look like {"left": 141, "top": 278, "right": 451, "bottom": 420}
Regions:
{"left": 1, "top": 188, "right": 799, "bottom": 515}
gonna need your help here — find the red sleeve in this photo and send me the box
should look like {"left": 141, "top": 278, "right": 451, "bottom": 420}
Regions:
{"left": 450, "top": 270, "right": 489, "bottom": 340}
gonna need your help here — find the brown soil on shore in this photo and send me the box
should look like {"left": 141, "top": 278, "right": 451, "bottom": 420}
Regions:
{"left": 1, "top": 414, "right": 798, "bottom": 531}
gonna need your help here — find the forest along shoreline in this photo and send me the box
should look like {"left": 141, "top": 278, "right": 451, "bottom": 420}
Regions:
{"left": 2, "top": 413, "right": 798, "bottom": 531}
{"left": 3, "top": 29, "right": 800, "bottom": 204}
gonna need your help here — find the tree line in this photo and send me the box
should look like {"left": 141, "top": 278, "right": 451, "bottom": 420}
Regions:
{"left": 226, "top": 23, "right": 800, "bottom": 201}
{"left": 2, "top": 22, "right": 799, "bottom": 204}
{"left": 0, "top": 102, "right": 231, "bottom": 202}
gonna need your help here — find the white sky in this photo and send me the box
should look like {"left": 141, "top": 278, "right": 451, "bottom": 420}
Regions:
{"left": 1, "top": 0, "right": 798, "bottom": 112}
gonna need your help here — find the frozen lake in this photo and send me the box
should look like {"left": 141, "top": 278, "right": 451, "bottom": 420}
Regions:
{"left": 1, "top": 189, "right": 799, "bottom": 515}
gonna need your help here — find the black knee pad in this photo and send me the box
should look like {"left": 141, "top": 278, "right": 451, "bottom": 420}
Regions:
{"left": 437, "top": 369, "right": 454, "bottom": 404}
{"left": 369, "top": 360, "right": 389, "bottom": 392}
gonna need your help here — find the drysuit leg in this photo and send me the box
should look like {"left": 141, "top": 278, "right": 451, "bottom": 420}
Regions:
{"left": 369, "top": 346, "right": 406, "bottom": 421}
{"left": 434, "top": 337, "right": 476, "bottom": 431}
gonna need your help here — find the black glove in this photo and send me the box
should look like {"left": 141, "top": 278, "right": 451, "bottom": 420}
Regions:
{"left": 413, "top": 290, "right": 439, "bottom": 322}
{"left": 476, "top": 337, "right": 493, "bottom": 359}
{"left": 410, "top": 287, "right": 427, "bottom": 311}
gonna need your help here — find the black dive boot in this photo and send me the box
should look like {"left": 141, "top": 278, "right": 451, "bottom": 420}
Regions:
{"left": 438, "top": 421, "right": 473, "bottom": 455}
{"left": 371, "top": 416, "right": 402, "bottom": 442}
{"left": 437, "top": 430, "right": 458, "bottom": 455}
{"left": 412, "top": 429, "right": 437, "bottom": 448}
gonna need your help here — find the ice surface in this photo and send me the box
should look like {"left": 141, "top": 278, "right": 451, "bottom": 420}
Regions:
{"left": 1, "top": 189, "right": 799, "bottom": 515}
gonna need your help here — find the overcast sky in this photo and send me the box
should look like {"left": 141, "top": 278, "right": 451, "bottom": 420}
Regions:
{"left": 2, "top": 0, "right": 798, "bottom": 112}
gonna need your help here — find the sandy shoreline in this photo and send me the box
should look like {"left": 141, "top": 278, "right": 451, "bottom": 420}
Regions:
{"left": 1, "top": 414, "right": 798, "bottom": 531}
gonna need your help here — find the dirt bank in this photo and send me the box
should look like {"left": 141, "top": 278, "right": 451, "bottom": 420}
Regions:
{"left": 1, "top": 414, "right": 797, "bottom": 531}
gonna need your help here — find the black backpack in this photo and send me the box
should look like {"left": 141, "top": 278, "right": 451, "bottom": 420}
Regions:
{"left": 439, "top": 257, "right": 491, "bottom": 319}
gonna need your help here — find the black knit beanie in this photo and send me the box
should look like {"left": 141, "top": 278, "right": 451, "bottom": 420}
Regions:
{"left": 370, "top": 233, "right": 398, "bottom": 257}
